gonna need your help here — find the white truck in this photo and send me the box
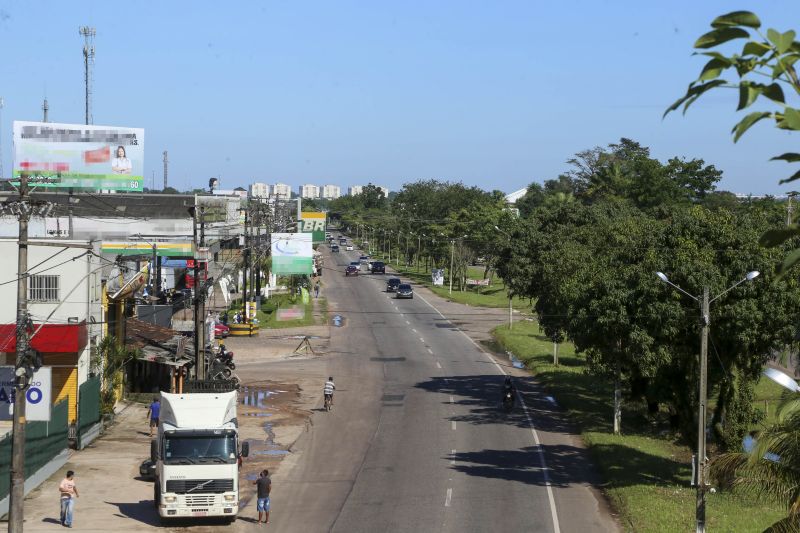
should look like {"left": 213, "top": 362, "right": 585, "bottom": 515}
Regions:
{"left": 151, "top": 390, "right": 249, "bottom": 523}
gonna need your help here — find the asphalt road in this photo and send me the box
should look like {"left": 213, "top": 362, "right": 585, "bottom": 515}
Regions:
{"left": 271, "top": 247, "right": 618, "bottom": 533}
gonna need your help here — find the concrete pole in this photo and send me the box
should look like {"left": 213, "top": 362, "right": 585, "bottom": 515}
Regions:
{"left": 449, "top": 240, "right": 454, "bottom": 295}
{"left": 696, "top": 287, "right": 709, "bottom": 533}
{"left": 10, "top": 174, "right": 30, "bottom": 532}
{"left": 508, "top": 296, "right": 513, "bottom": 330}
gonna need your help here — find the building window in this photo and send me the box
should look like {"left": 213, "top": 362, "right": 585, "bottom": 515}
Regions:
{"left": 29, "top": 275, "right": 60, "bottom": 302}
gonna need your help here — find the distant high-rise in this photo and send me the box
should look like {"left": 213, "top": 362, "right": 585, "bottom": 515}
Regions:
{"left": 299, "top": 184, "right": 320, "bottom": 199}
{"left": 272, "top": 182, "right": 291, "bottom": 200}
{"left": 321, "top": 184, "right": 341, "bottom": 199}
{"left": 348, "top": 185, "right": 363, "bottom": 196}
{"left": 250, "top": 182, "right": 270, "bottom": 198}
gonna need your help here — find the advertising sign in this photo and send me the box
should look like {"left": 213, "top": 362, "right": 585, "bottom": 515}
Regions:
{"left": 0, "top": 367, "right": 52, "bottom": 421}
{"left": 12, "top": 121, "right": 144, "bottom": 191}
{"left": 300, "top": 212, "right": 326, "bottom": 244}
{"left": 432, "top": 269, "right": 445, "bottom": 286}
{"left": 271, "top": 233, "right": 313, "bottom": 274}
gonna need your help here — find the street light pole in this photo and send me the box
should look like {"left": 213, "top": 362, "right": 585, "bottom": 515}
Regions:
{"left": 656, "top": 271, "right": 758, "bottom": 533}
{"left": 449, "top": 239, "right": 455, "bottom": 295}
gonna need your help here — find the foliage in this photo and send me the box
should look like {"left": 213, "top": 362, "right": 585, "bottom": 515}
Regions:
{"left": 91, "top": 335, "right": 140, "bottom": 414}
{"left": 666, "top": 10, "right": 800, "bottom": 273}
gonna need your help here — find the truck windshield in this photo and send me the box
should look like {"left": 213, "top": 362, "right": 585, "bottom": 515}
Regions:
{"left": 164, "top": 433, "right": 237, "bottom": 465}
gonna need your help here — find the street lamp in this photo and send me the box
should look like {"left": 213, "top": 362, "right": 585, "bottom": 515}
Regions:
{"left": 763, "top": 367, "right": 800, "bottom": 393}
{"left": 656, "top": 270, "right": 760, "bottom": 533}
{"left": 494, "top": 225, "right": 514, "bottom": 330}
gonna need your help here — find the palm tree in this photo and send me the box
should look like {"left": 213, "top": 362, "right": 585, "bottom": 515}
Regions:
{"left": 711, "top": 394, "right": 800, "bottom": 532}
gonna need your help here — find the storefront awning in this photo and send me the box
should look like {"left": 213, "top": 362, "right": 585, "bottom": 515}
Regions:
{"left": 0, "top": 322, "right": 88, "bottom": 353}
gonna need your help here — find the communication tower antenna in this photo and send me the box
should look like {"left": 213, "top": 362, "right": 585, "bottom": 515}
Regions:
{"left": 79, "top": 26, "right": 96, "bottom": 125}
{"left": 163, "top": 151, "right": 168, "bottom": 190}
{"left": 42, "top": 98, "right": 49, "bottom": 122}
{"left": 0, "top": 96, "right": 4, "bottom": 180}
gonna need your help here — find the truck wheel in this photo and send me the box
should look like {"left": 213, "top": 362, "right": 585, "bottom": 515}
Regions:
{"left": 153, "top": 483, "right": 159, "bottom": 509}
{"left": 228, "top": 515, "right": 237, "bottom": 524}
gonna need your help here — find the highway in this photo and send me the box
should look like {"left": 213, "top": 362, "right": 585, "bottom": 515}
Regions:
{"left": 270, "top": 245, "right": 618, "bottom": 533}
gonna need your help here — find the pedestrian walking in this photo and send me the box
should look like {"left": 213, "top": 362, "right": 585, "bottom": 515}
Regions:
{"left": 58, "top": 470, "right": 79, "bottom": 528}
{"left": 314, "top": 281, "right": 320, "bottom": 298}
{"left": 147, "top": 397, "right": 161, "bottom": 437}
{"left": 253, "top": 469, "right": 271, "bottom": 524}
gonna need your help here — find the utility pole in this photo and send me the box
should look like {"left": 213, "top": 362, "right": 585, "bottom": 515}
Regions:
{"left": 10, "top": 173, "right": 30, "bottom": 533}
{"left": 449, "top": 239, "right": 455, "bottom": 295}
{"left": 788, "top": 192, "right": 798, "bottom": 226}
{"left": 192, "top": 205, "right": 206, "bottom": 380}
{"left": 163, "top": 151, "right": 168, "bottom": 191}
{"left": 42, "top": 98, "right": 49, "bottom": 123}
{"left": 79, "top": 26, "right": 96, "bottom": 125}
{"left": 696, "top": 286, "right": 710, "bottom": 533}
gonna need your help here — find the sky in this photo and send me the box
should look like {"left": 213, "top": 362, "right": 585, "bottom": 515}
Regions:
{"left": 0, "top": 1, "right": 799, "bottom": 196}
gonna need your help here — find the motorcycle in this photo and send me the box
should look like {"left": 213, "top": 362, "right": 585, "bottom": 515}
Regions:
{"left": 502, "top": 390, "right": 514, "bottom": 412}
{"left": 216, "top": 345, "right": 236, "bottom": 371}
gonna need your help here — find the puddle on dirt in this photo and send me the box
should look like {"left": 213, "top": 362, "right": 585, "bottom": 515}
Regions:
{"left": 240, "top": 387, "right": 287, "bottom": 408}
{"left": 507, "top": 351, "right": 525, "bottom": 369}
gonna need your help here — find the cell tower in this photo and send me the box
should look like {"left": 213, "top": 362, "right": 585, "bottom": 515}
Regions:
{"left": 42, "top": 98, "right": 49, "bottom": 122}
{"left": 79, "top": 26, "right": 96, "bottom": 125}
{"left": 0, "top": 96, "right": 4, "bottom": 179}
{"left": 163, "top": 151, "right": 169, "bottom": 190}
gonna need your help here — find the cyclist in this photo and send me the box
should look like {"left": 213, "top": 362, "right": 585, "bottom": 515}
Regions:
{"left": 323, "top": 377, "right": 336, "bottom": 410}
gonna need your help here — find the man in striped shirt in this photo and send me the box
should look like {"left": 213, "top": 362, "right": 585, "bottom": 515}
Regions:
{"left": 324, "top": 377, "right": 335, "bottom": 408}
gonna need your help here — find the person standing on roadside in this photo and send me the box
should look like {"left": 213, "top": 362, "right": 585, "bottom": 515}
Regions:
{"left": 147, "top": 397, "right": 160, "bottom": 437}
{"left": 253, "top": 469, "right": 271, "bottom": 524}
{"left": 314, "top": 281, "right": 320, "bottom": 298}
{"left": 59, "top": 470, "right": 79, "bottom": 527}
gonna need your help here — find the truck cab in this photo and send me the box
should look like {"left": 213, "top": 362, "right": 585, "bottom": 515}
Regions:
{"left": 151, "top": 391, "right": 248, "bottom": 524}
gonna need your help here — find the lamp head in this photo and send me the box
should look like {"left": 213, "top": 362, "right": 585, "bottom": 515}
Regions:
{"left": 746, "top": 271, "right": 760, "bottom": 281}
{"left": 656, "top": 272, "right": 669, "bottom": 283}
{"left": 764, "top": 367, "right": 800, "bottom": 393}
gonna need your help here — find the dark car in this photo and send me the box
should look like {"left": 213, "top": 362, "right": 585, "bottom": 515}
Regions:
{"left": 396, "top": 283, "right": 414, "bottom": 299}
{"left": 386, "top": 278, "right": 401, "bottom": 292}
{"left": 139, "top": 459, "right": 156, "bottom": 480}
{"left": 370, "top": 261, "right": 386, "bottom": 274}
{"left": 331, "top": 244, "right": 340, "bottom": 253}
{"left": 345, "top": 265, "right": 359, "bottom": 276}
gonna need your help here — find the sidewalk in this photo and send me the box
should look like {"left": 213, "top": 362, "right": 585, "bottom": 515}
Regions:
{"left": 19, "top": 402, "right": 157, "bottom": 532}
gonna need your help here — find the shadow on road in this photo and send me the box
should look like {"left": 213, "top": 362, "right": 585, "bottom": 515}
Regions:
{"left": 105, "top": 500, "right": 161, "bottom": 527}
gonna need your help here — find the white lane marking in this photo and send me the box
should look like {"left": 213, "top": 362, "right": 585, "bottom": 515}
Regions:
{"left": 449, "top": 395, "right": 454, "bottom": 404}
{"left": 436, "top": 361, "right": 442, "bottom": 369}
{"left": 406, "top": 320, "right": 411, "bottom": 325}
{"left": 415, "top": 290, "right": 561, "bottom": 533}
{"left": 419, "top": 337, "right": 425, "bottom": 343}
{"left": 451, "top": 449, "right": 456, "bottom": 465}
{"left": 427, "top": 348, "right": 433, "bottom": 354}
{"left": 412, "top": 328, "right": 417, "bottom": 333}
{"left": 451, "top": 421, "right": 456, "bottom": 430}
{"left": 445, "top": 488, "right": 452, "bottom": 507}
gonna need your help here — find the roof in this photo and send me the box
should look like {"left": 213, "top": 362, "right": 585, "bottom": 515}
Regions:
{"left": 125, "top": 317, "right": 193, "bottom": 365}
{"left": 504, "top": 188, "right": 528, "bottom": 204}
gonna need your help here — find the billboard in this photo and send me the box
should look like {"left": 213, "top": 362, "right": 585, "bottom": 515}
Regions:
{"left": 0, "top": 367, "right": 53, "bottom": 421}
{"left": 300, "top": 212, "right": 326, "bottom": 244}
{"left": 271, "top": 233, "right": 313, "bottom": 274}
{"left": 12, "top": 121, "right": 144, "bottom": 192}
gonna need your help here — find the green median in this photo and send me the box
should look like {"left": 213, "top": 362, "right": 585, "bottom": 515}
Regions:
{"left": 492, "top": 320, "right": 785, "bottom": 532}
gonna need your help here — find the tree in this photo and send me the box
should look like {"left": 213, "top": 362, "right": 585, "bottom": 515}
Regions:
{"left": 666, "top": 10, "right": 800, "bottom": 273}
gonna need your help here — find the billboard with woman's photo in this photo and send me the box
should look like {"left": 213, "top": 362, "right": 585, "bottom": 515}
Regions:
{"left": 12, "top": 121, "right": 144, "bottom": 191}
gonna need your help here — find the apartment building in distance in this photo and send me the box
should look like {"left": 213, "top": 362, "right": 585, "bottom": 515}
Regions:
{"left": 272, "top": 182, "right": 292, "bottom": 199}
{"left": 250, "top": 182, "right": 270, "bottom": 198}
{"left": 348, "top": 185, "right": 390, "bottom": 198}
{"left": 321, "top": 184, "right": 341, "bottom": 199}
{"left": 299, "top": 184, "right": 320, "bottom": 199}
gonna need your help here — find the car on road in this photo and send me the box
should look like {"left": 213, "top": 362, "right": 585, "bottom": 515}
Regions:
{"left": 359, "top": 255, "right": 369, "bottom": 264}
{"left": 345, "top": 265, "right": 359, "bottom": 276}
{"left": 139, "top": 459, "right": 156, "bottom": 480}
{"left": 386, "top": 278, "right": 401, "bottom": 292}
{"left": 214, "top": 322, "right": 230, "bottom": 338}
{"left": 396, "top": 283, "right": 414, "bottom": 299}
{"left": 370, "top": 261, "right": 385, "bottom": 274}
{"left": 346, "top": 244, "right": 354, "bottom": 251}
{"left": 331, "top": 244, "right": 340, "bottom": 253}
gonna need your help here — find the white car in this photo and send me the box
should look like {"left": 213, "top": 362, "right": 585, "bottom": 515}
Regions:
{"left": 346, "top": 245, "right": 354, "bottom": 251}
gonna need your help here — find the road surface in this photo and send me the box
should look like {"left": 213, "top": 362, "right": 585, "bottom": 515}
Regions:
{"left": 270, "top": 247, "right": 617, "bottom": 533}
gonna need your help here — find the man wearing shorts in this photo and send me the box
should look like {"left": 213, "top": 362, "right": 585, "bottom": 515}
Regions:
{"left": 253, "top": 469, "right": 271, "bottom": 524}
{"left": 147, "top": 397, "right": 160, "bottom": 437}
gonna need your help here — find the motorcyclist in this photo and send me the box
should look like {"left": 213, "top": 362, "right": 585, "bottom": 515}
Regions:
{"left": 323, "top": 376, "right": 336, "bottom": 407}
{"left": 502, "top": 376, "right": 515, "bottom": 405}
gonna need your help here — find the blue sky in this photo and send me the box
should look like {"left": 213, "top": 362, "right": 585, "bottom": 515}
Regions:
{"left": 0, "top": 1, "right": 799, "bottom": 195}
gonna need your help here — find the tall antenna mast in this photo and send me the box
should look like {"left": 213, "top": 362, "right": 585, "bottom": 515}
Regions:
{"left": 79, "top": 26, "right": 96, "bottom": 125}
{"left": 0, "top": 96, "right": 4, "bottom": 179}
{"left": 42, "top": 98, "right": 49, "bottom": 122}
{"left": 163, "top": 150, "right": 169, "bottom": 190}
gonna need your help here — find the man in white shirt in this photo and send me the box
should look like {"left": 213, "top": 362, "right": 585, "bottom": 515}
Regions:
{"left": 323, "top": 377, "right": 335, "bottom": 408}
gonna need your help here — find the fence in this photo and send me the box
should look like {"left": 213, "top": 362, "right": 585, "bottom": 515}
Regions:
{"left": 0, "top": 399, "right": 69, "bottom": 506}
{"left": 77, "top": 375, "right": 101, "bottom": 449}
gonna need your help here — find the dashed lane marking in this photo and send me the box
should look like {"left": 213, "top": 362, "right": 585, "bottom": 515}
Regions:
{"left": 445, "top": 488, "right": 452, "bottom": 507}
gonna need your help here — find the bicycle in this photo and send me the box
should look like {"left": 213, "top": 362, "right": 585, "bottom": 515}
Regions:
{"left": 324, "top": 393, "right": 332, "bottom": 411}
